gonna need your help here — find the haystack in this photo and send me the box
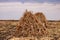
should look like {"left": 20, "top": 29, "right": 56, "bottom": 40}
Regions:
{"left": 34, "top": 12, "right": 47, "bottom": 28}
{"left": 15, "top": 11, "right": 48, "bottom": 37}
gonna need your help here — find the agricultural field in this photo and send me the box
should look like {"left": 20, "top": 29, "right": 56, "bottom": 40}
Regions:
{"left": 0, "top": 20, "right": 18, "bottom": 40}
{"left": 0, "top": 20, "right": 60, "bottom": 40}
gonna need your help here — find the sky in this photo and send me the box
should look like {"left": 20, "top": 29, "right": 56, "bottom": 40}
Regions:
{"left": 0, "top": 0, "right": 60, "bottom": 20}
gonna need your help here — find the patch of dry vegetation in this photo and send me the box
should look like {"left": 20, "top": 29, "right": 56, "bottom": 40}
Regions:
{"left": 15, "top": 11, "right": 49, "bottom": 37}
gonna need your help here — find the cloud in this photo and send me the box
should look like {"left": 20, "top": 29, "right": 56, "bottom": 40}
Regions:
{"left": 0, "top": 2, "right": 60, "bottom": 20}
{"left": 0, "top": 0, "right": 60, "bottom": 4}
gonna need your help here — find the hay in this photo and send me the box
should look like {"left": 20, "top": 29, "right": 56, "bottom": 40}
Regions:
{"left": 34, "top": 12, "right": 47, "bottom": 28}
{"left": 15, "top": 11, "right": 48, "bottom": 37}
{"left": 34, "top": 12, "right": 46, "bottom": 23}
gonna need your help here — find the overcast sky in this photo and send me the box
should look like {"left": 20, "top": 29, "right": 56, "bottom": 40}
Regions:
{"left": 0, "top": 0, "right": 60, "bottom": 20}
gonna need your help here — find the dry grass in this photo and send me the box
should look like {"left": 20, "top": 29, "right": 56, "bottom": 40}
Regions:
{"left": 0, "top": 20, "right": 60, "bottom": 40}
{"left": 15, "top": 11, "right": 48, "bottom": 37}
